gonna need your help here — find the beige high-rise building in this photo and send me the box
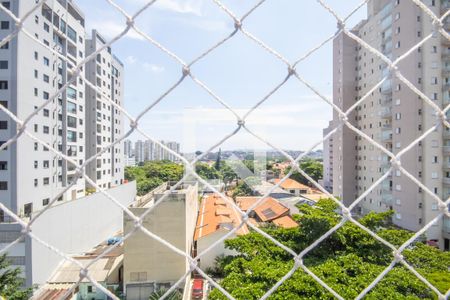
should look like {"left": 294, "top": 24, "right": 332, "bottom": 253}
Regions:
{"left": 324, "top": 0, "right": 450, "bottom": 250}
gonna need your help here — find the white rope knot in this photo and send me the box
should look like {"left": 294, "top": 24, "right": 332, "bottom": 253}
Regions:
{"left": 341, "top": 207, "right": 351, "bottom": 219}
{"left": 129, "top": 120, "right": 138, "bottom": 129}
{"left": 241, "top": 213, "right": 249, "bottom": 222}
{"left": 437, "top": 110, "right": 446, "bottom": 122}
{"left": 294, "top": 256, "right": 303, "bottom": 268}
{"left": 287, "top": 66, "right": 296, "bottom": 76}
{"left": 393, "top": 250, "right": 403, "bottom": 262}
{"left": 237, "top": 119, "right": 245, "bottom": 126}
{"left": 79, "top": 268, "right": 88, "bottom": 279}
{"left": 390, "top": 158, "right": 401, "bottom": 169}
{"left": 21, "top": 226, "right": 31, "bottom": 235}
{"left": 189, "top": 259, "right": 199, "bottom": 271}
{"left": 338, "top": 114, "right": 348, "bottom": 122}
{"left": 234, "top": 20, "right": 242, "bottom": 30}
{"left": 134, "top": 219, "right": 143, "bottom": 229}
{"left": 126, "top": 17, "right": 135, "bottom": 27}
{"left": 182, "top": 66, "right": 190, "bottom": 76}
{"left": 337, "top": 20, "right": 345, "bottom": 30}
{"left": 438, "top": 202, "right": 449, "bottom": 216}
{"left": 15, "top": 21, "right": 23, "bottom": 29}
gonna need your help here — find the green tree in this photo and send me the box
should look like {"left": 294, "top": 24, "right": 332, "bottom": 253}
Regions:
{"left": 196, "top": 163, "right": 221, "bottom": 180}
{"left": 232, "top": 181, "right": 253, "bottom": 198}
{"left": 148, "top": 288, "right": 182, "bottom": 300}
{"left": 0, "top": 254, "right": 33, "bottom": 300}
{"left": 215, "top": 148, "right": 222, "bottom": 171}
{"left": 208, "top": 199, "right": 450, "bottom": 300}
{"left": 125, "top": 161, "right": 184, "bottom": 196}
{"left": 287, "top": 158, "right": 323, "bottom": 185}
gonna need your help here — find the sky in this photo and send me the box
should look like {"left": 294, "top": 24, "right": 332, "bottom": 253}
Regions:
{"left": 74, "top": 0, "right": 368, "bottom": 153}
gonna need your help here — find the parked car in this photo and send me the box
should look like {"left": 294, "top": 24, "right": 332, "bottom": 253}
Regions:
{"left": 192, "top": 278, "right": 204, "bottom": 299}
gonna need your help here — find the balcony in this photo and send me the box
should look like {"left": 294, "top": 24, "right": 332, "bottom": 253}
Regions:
{"left": 443, "top": 177, "right": 450, "bottom": 185}
{"left": 444, "top": 217, "right": 450, "bottom": 234}
{"left": 444, "top": 146, "right": 450, "bottom": 155}
{"left": 381, "top": 193, "right": 393, "bottom": 205}
{"left": 380, "top": 108, "right": 392, "bottom": 119}
{"left": 381, "top": 130, "right": 393, "bottom": 142}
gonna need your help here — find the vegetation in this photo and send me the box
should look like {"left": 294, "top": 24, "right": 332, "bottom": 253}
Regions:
{"left": 148, "top": 288, "right": 182, "bottom": 300}
{"left": 0, "top": 254, "right": 33, "bottom": 300}
{"left": 125, "top": 161, "right": 184, "bottom": 196}
{"left": 208, "top": 199, "right": 450, "bottom": 300}
{"left": 286, "top": 158, "right": 323, "bottom": 186}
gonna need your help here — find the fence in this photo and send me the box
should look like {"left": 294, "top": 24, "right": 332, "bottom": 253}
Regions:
{"left": 0, "top": 0, "right": 449, "bottom": 299}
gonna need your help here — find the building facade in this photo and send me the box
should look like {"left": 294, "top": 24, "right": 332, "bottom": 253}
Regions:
{"left": 325, "top": 0, "right": 450, "bottom": 249}
{"left": 123, "top": 182, "right": 198, "bottom": 300}
{"left": 0, "top": 0, "right": 87, "bottom": 218}
{"left": 85, "top": 30, "right": 124, "bottom": 190}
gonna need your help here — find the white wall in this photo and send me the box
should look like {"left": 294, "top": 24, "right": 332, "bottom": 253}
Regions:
{"left": 27, "top": 181, "right": 136, "bottom": 286}
{"left": 197, "top": 230, "right": 238, "bottom": 271}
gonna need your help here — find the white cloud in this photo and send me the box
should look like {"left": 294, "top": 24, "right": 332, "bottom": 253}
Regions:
{"left": 125, "top": 56, "right": 137, "bottom": 64}
{"left": 143, "top": 62, "right": 165, "bottom": 73}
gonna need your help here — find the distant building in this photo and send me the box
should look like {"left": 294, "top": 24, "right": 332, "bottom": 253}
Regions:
{"left": 322, "top": 121, "right": 334, "bottom": 193}
{"left": 236, "top": 196, "right": 298, "bottom": 229}
{"left": 193, "top": 194, "right": 248, "bottom": 270}
{"left": 134, "top": 140, "right": 144, "bottom": 164}
{"left": 124, "top": 139, "right": 133, "bottom": 158}
{"left": 85, "top": 30, "right": 124, "bottom": 189}
{"left": 273, "top": 178, "right": 312, "bottom": 196}
{"left": 125, "top": 156, "right": 136, "bottom": 167}
{"left": 123, "top": 182, "right": 198, "bottom": 299}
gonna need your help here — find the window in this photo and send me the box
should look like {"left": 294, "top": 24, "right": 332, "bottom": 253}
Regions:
{"left": 43, "top": 57, "right": 49, "bottom": 66}
{"left": 0, "top": 181, "right": 7, "bottom": 190}
{"left": 67, "top": 116, "right": 77, "bottom": 128}
{"left": 43, "top": 109, "right": 49, "bottom": 117}
{"left": 34, "top": 179, "right": 38, "bottom": 187}
{"left": 2, "top": 2, "right": 10, "bottom": 10}
{"left": 67, "top": 130, "right": 77, "bottom": 142}
{"left": 24, "top": 203, "right": 32, "bottom": 216}
{"left": 0, "top": 61, "right": 7, "bottom": 69}
{"left": 0, "top": 21, "right": 9, "bottom": 30}
{"left": 431, "top": 77, "right": 438, "bottom": 85}
{"left": 34, "top": 161, "right": 38, "bottom": 169}
{"left": 43, "top": 126, "right": 49, "bottom": 134}
{"left": 67, "top": 26, "right": 77, "bottom": 42}
{"left": 66, "top": 87, "right": 76, "bottom": 100}
{"left": 43, "top": 23, "right": 49, "bottom": 32}
{"left": 43, "top": 177, "right": 49, "bottom": 185}
{"left": 0, "top": 121, "right": 6, "bottom": 129}
{"left": 0, "top": 101, "right": 7, "bottom": 108}
{"left": 43, "top": 160, "right": 49, "bottom": 168}
{"left": 0, "top": 161, "right": 6, "bottom": 170}
{"left": 67, "top": 102, "right": 76, "bottom": 114}
{"left": 42, "top": 198, "right": 49, "bottom": 206}
{"left": 0, "top": 42, "right": 8, "bottom": 49}
{"left": 43, "top": 91, "right": 49, "bottom": 100}
{"left": 0, "top": 81, "right": 8, "bottom": 89}
{"left": 43, "top": 74, "right": 49, "bottom": 83}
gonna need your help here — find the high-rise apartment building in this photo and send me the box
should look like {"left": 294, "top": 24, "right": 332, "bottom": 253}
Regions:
{"left": 85, "top": 30, "right": 124, "bottom": 189}
{"left": 134, "top": 140, "right": 144, "bottom": 164}
{"left": 0, "top": 0, "right": 87, "bottom": 218}
{"left": 324, "top": 0, "right": 450, "bottom": 249}
{"left": 124, "top": 139, "right": 133, "bottom": 157}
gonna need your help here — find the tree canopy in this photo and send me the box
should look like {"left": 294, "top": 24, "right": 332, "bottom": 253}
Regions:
{"left": 208, "top": 199, "right": 450, "bottom": 299}
{"left": 0, "top": 254, "right": 33, "bottom": 299}
{"left": 286, "top": 158, "right": 323, "bottom": 186}
{"left": 125, "top": 161, "right": 184, "bottom": 196}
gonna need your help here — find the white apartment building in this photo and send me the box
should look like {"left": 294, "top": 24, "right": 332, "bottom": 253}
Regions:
{"left": 85, "top": 30, "right": 124, "bottom": 190}
{"left": 134, "top": 140, "right": 144, "bottom": 164}
{"left": 124, "top": 139, "right": 133, "bottom": 157}
{"left": 325, "top": 0, "right": 450, "bottom": 249}
{"left": 0, "top": 0, "right": 87, "bottom": 218}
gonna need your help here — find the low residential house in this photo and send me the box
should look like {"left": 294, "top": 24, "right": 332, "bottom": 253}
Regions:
{"left": 193, "top": 194, "right": 249, "bottom": 270}
{"left": 36, "top": 239, "right": 124, "bottom": 300}
{"left": 273, "top": 178, "right": 312, "bottom": 196}
{"left": 236, "top": 196, "right": 298, "bottom": 229}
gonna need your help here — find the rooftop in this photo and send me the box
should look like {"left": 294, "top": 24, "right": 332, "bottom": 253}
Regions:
{"left": 273, "top": 178, "right": 311, "bottom": 191}
{"left": 236, "top": 196, "right": 289, "bottom": 222}
{"left": 194, "top": 194, "right": 249, "bottom": 240}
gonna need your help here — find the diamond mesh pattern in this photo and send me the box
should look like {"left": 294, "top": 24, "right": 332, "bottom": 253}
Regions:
{"left": 0, "top": 0, "right": 448, "bottom": 299}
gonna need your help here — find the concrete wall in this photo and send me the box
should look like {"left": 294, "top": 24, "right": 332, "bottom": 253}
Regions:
{"left": 123, "top": 184, "right": 198, "bottom": 300}
{"left": 197, "top": 230, "right": 238, "bottom": 271}
{"left": 26, "top": 181, "right": 136, "bottom": 286}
